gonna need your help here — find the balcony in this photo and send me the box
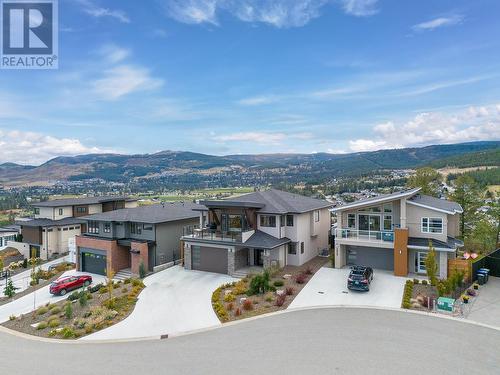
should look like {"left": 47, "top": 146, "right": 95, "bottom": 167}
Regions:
{"left": 335, "top": 228, "right": 394, "bottom": 244}
{"left": 182, "top": 225, "right": 254, "bottom": 243}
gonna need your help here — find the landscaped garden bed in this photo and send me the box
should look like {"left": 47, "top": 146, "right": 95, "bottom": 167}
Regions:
{"left": 3, "top": 278, "right": 145, "bottom": 339}
{"left": 212, "top": 256, "right": 327, "bottom": 322}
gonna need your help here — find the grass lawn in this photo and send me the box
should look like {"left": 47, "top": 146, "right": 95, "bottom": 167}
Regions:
{"left": 212, "top": 257, "right": 328, "bottom": 322}
{"left": 3, "top": 278, "right": 145, "bottom": 339}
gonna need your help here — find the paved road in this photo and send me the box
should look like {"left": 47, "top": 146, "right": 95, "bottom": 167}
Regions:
{"left": 1, "top": 308, "right": 498, "bottom": 375}
{"left": 83, "top": 266, "right": 236, "bottom": 340}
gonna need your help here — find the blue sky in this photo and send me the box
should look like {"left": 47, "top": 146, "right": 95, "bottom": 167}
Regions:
{"left": 1, "top": 0, "right": 499, "bottom": 164}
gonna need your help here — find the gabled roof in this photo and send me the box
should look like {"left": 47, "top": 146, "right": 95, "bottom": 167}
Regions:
{"left": 32, "top": 196, "right": 136, "bottom": 208}
{"left": 244, "top": 230, "right": 291, "bottom": 249}
{"left": 332, "top": 188, "right": 421, "bottom": 212}
{"left": 201, "top": 189, "right": 332, "bottom": 214}
{"left": 407, "top": 194, "right": 463, "bottom": 215}
{"left": 81, "top": 202, "right": 200, "bottom": 224}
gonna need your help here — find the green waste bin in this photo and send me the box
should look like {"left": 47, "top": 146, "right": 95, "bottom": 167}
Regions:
{"left": 477, "top": 273, "right": 486, "bottom": 285}
{"left": 437, "top": 297, "right": 455, "bottom": 312}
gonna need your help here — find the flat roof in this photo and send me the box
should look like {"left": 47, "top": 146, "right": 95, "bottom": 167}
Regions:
{"left": 32, "top": 196, "right": 136, "bottom": 208}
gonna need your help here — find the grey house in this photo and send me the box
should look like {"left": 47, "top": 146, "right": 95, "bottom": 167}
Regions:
{"left": 76, "top": 202, "right": 199, "bottom": 276}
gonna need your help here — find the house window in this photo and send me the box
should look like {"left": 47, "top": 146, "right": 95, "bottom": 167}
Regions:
{"left": 143, "top": 223, "right": 153, "bottom": 231}
{"left": 130, "top": 222, "right": 142, "bottom": 235}
{"left": 280, "top": 215, "right": 286, "bottom": 227}
{"left": 34, "top": 208, "right": 40, "bottom": 215}
{"left": 383, "top": 204, "right": 392, "bottom": 213}
{"left": 103, "top": 223, "right": 111, "bottom": 233}
{"left": 58, "top": 208, "right": 64, "bottom": 216}
{"left": 63, "top": 227, "right": 68, "bottom": 231}
{"left": 383, "top": 215, "right": 392, "bottom": 231}
{"left": 287, "top": 243, "right": 297, "bottom": 255}
{"left": 88, "top": 221, "right": 99, "bottom": 234}
{"left": 260, "top": 215, "right": 276, "bottom": 227}
{"left": 300, "top": 242, "right": 304, "bottom": 254}
{"left": 286, "top": 215, "right": 294, "bottom": 227}
{"left": 76, "top": 207, "right": 87, "bottom": 214}
{"left": 314, "top": 210, "right": 320, "bottom": 222}
{"left": 421, "top": 218, "right": 443, "bottom": 234}
{"left": 347, "top": 214, "right": 356, "bottom": 228}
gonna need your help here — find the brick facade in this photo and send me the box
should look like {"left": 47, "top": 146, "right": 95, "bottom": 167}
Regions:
{"left": 76, "top": 235, "right": 131, "bottom": 275}
{"left": 131, "top": 242, "right": 149, "bottom": 276}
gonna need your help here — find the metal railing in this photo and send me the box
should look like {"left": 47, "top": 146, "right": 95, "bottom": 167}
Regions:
{"left": 335, "top": 228, "right": 394, "bottom": 242}
{"left": 182, "top": 225, "right": 246, "bottom": 243}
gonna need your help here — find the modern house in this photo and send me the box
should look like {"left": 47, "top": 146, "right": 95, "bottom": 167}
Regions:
{"left": 332, "top": 188, "right": 463, "bottom": 279}
{"left": 181, "top": 189, "right": 332, "bottom": 276}
{"left": 75, "top": 202, "right": 200, "bottom": 276}
{"left": 14, "top": 196, "right": 137, "bottom": 260}
{"left": 0, "top": 225, "right": 20, "bottom": 250}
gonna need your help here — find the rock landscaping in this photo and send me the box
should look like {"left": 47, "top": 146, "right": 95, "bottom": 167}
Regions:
{"left": 2, "top": 278, "right": 145, "bottom": 339}
{"left": 212, "top": 256, "right": 327, "bottom": 322}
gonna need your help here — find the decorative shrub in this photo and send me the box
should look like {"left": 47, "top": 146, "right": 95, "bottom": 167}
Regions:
{"left": 248, "top": 270, "right": 272, "bottom": 295}
{"left": 223, "top": 293, "right": 236, "bottom": 302}
{"left": 139, "top": 261, "right": 146, "bottom": 279}
{"left": 232, "top": 280, "right": 248, "bottom": 295}
{"left": 79, "top": 292, "right": 88, "bottom": 307}
{"left": 36, "top": 321, "right": 48, "bottom": 330}
{"left": 265, "top": 295, "right": 274, "bottom": 302}
{"left": 401, "top": 280, "right": 414, "bottom": 309}
{"left": 124, "top": 279, "right": 131, "bottom": 284}
{"left": 131, "top": 279, "right": 144, "bottom": 288}
{"left": 285, "top": 287, "right": 295, "bottom": 296}
{"left": 304, "top": 267, "right": 313, "bottom": 275}
{"left": 37, "top": 307, "right": 48, "bottom": 315}
{"left": 88, "top": 283, "right": 103, "bottom": 293}
{"left": 413, "top": 279, "right": 419, "bottom": 285}
{"left": 421, "top": 280, "right": 428, "bottom": 285}
{"left": 50, "top": 307, "right": 61, "bottom": 315}
{"left": 226, "top": 303, "right": 234, "bottom": 311}
{"left": 295, "top": 274, "right": 307, "bottom": 284}
{"left": 234, "top": 308, "right": 241, "bottom": 317}
{"left": 242, "top": 299, "right": 253, "bottom": 311}
{"left": 212, "top": 301, "right": 228, "bottom": 321}
{"left": 48, "top": 318, "right": 60, "bottom": 328}
{"left": 60, "top": 326, "right": 77, "bottom": 339}
{"left": 275, "top": 294, "right": 286, "bottom": 307}
{"left": 8, "top": 315, "right": 16, "bottom": 321}
{"left": 273, "top": 280, "right": 284, "bottom": 287}
{"left": 65, "top": 302, "right": 73, "bottom": 319}
{"left": 466, "top": 289, "right": 477, "bottom": 297}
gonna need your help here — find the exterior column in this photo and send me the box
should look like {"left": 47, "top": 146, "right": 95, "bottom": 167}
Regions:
{"left": 400, "top": 198, "right": 407, "bottom": 228}
{"left": 228, "top": 248, "right": 235, "bottom": 276}
{"left": 184, "top": 244, "right": 192, "bottom": 270}
{"left": 263, "top": 250, "right": 271, "bottom": 269}
{"left": 334, "top": 243, "right": 345, "bottom": 268}
{"left": 439, "top": 251, "right": 448, "bottom": 279}
{"left": 394, "top": 228, "right": 409, "bottom": 276}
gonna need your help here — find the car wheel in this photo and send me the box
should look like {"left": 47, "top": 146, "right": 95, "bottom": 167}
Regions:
{"left": 59, "top": 289, "right": 67, "bottom": 296}
{"left": 84, "top": 280, "right": 90, "bottom": 287}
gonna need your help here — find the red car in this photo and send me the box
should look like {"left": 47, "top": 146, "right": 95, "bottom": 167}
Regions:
{"left": 49, "top": 275, "right": 92, "bottom": 296}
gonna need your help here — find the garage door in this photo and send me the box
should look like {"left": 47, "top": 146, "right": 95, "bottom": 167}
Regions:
{"left": 346, "top": 246, "right": 393, "bottom": 270}
{"left": 192, "top": 246, "right": 228, "bottom": 274}
{"left": 82, "top": 251, "right": 107, "bottom": 275}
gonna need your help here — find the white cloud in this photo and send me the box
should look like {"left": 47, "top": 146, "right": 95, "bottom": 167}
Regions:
{"left": 413, "top": 15, "right": 463, "bottom": 32}
{"left": 237, "top": 95, "right": 280, "bottom": 106}
{"left": 341, "top": 0, "right": 378, "bottom": 17}
{"left": 77, "top": 0, "right": 130, "bottom": 23}
{"left": 92, "top": 65, "right": 164, "bottom": 100}
{"left": 348, "top": 103, "right": 500, "bottom": 152}
{"left": 164, "top": 0, "right": 218, "bottom": 25}
{"left": 99, "top": 44, "right": 131, "bottom": 64}
{"left": 0, "top": 129, "right": 109, "bottom": 165}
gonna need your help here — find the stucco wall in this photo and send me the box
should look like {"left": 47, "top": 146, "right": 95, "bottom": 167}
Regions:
{"left": 406, "top": 204, "right": 448, "bottom": 242}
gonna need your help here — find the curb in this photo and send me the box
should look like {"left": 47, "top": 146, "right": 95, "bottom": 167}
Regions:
{"left": 1, "top": 305, "right": 499, "bottom": 344}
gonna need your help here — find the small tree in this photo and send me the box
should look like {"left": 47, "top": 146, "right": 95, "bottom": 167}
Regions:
{"left": 65, "top": 302, "right": 73, "bottom": 319}
{"left": 0, "top": 257, "right": 4, "bottom": 273}
{"left": 425, "top": 243, "right": 438, "bottom": 286}
{"left": 4, "top": 277, "right": 16, "bottom": 298}
{"left": 106, "top": 268, "right": 115, "bottom": 308}
{"left": 30, "top": 247, "right": 38, "bottom": 286}
{"left": 79, "top": 291, "right": 88, "bottom": 307}
{"left": 139, "top": 261, "right": 146, "bottom": 279}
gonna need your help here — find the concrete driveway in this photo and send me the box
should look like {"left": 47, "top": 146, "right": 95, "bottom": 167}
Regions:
{"left": 82, "top": 266, "right": 236, "bottom": 340}
{"left": 0, "top": 270, "right": 106, "bottom": 323}
{"left": 467, "top": 276, "right": 500, "bottom": 327}
{"left": 289, "top": 267, "right": 406, "bottom": 309}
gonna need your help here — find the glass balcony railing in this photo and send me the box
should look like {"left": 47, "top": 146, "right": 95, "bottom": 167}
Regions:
{"left": 182, "top": 225, "right": 248, "bottom": 243}
{"left": 336, "top": 228, "right": 394, "bottom": 242}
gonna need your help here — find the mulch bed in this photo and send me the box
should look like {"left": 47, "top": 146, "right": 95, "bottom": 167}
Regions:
{"left": 2, "top": 279, "right": 145, "bottom": 339}
{"left": 213, "top": 256, "right": 328, "bottom": 322}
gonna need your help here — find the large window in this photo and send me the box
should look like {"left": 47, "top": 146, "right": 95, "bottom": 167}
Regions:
{"left": 143, "top": 223, "right": 153, "bottom": 231}
{"left": 314, "top": 210, "right": 320, "bottom": 222}
{"left": 260, "top": 215, "right": 276, "bottom": 227}
{"left": 287, "top": 242, "right": 297, "bottom": 255}
{"left": 88, "top": 221, "right": 99, "bottom": 234}
{"left": 421, "top": 218, "right": 443, "bottom": 234}
{"left": 300, "top": 242, "right": 305, "bottom": 254}
{"left": 347, "top": 214, "right": 356, "bottom": 228}
{"left": 286, "top": 215, "right": 294, "bottom": 227}
{"left": 383, "top": 215, "right": 393, "bottom": 231}
{"left": 280, "top": 215, "right": 286, "bottom": 227}
{"left": 34, "top": 208, "right": 40, "bottom": 215}
{"left": 130, "top": 222, "right": 142, "bottom": 235}
{"left": 103, "top": 223, "right": 111, "bottom": 233}
{"left": 76, "top": 207, "right": 87, "bottom": 214}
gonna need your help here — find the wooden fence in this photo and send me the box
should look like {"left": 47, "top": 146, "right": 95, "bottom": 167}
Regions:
{"left": 448, "top": 259, "right": 472, "bottom": 282}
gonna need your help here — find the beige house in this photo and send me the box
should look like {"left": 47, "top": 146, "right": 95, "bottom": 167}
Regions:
{"left": 15, "top": 196, "right": 137, "bottom": 260}
{"left": 333, "top": 188, "right": 463, "bottom": 279}
{"left": 181, "top": 189, "right": 332, "bottom": 277}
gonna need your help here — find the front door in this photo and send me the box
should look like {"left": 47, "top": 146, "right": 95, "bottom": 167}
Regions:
{"left": 416, "top": 252, "right": 427, "bottom": 273}
{"left": 254, "top": 249, "right": 264, "bottom": 266}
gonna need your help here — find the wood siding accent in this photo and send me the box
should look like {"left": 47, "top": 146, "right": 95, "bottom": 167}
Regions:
{"left": 448, "top": 259, "right": 471, "bottom": 282}
{"left": 394, "top": 228, "right": 409, "bottom": 276}
{"left": 21, "top": 226, "right": 42, "bottom": 245}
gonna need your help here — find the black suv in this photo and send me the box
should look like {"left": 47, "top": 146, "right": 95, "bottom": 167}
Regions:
{"left": 347, "top": 266, "right": 374, "bottom": 292}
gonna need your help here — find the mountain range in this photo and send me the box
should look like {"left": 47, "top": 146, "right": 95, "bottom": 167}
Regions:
{"left": 0, "top": 141, "right": 498, "bottom": 188}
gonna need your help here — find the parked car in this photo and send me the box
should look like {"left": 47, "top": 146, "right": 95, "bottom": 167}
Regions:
{"left": 347, "top": 266, "right": 373, "bottom": 292}
{"left": 49, "top": 275, "right": 92, "bottom": 296}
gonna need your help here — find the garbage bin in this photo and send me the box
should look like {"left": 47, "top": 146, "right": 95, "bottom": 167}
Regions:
{"left": 479, "top": 268, "right": 490, "bottom": 283}
{"left": 477, "top": 273, "right": 486, "bottom": 285}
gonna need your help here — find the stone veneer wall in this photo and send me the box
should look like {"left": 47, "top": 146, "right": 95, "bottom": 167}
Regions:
{"left": 184, "top": 244, "right": 192, "bottom": 270}
{"left": 228, "top": 250, "right": 235, "bottom": 276}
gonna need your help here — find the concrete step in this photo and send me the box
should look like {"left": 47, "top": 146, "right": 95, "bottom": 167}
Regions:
{"left": 114, "top": 268, "right": 133, "bottom": 281}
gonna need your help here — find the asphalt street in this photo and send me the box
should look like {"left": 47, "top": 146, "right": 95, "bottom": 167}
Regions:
{"left": 1, "top": 307, "right": 498, "bottom": 375}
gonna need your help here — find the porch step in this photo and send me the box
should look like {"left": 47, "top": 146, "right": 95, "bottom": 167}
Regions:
{"left": 232, "top": 266, "right": 263, "bottom": 279}
{"left": 231, "top": 270, "right": 250, "bottom": 279}
{"left": 114, "top": 268, "right": 133, "bottom": 281}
